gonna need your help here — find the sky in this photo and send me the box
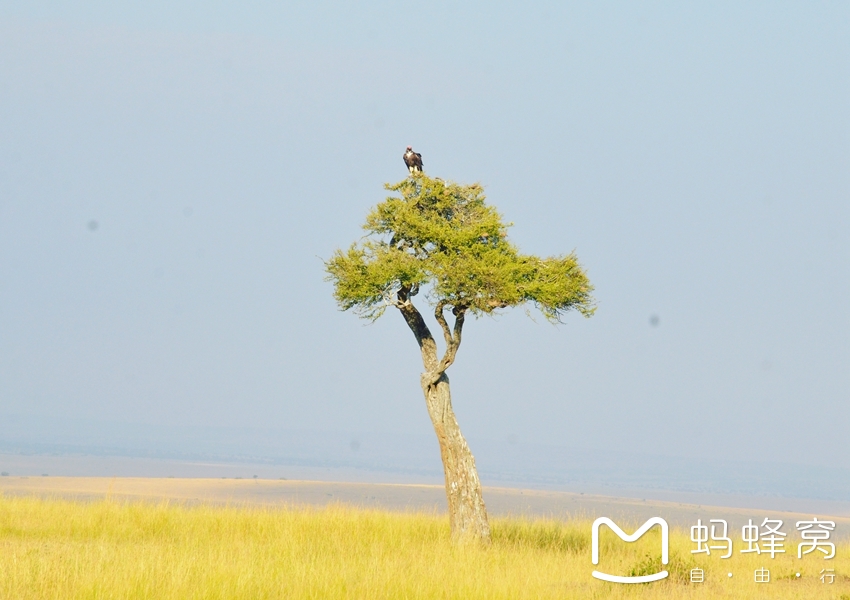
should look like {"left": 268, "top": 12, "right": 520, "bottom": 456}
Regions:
{"left": 0, "top": 2, "right": 848, "bottom": 491}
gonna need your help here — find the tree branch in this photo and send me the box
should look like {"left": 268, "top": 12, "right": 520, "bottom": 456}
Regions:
{"left": 434, "top": 301, "right": 453, "bottom": 349}
{"left": 452, "top": 306, "right": 466, "bottom": 354}
{"left": 422, "top": 306, "right": 466, "bottom": 387}
{"left": 397, "top": 286, "right": 439, "bottom": 372}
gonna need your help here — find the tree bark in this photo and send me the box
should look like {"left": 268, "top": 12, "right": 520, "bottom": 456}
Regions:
{"left": 421, "top": 372, "right": 491, "bottom": 543}
{"left": 396, "top": 288, "right": 490, "bottom": 543}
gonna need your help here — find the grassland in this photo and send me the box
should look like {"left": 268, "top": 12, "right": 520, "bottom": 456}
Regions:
{"left": 0, "top": 495, "right": 847, "bottom": 599}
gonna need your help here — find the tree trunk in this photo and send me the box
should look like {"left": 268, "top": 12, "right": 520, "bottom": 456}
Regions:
{"left": 397, "top": 294, "right": 490, "bottom": 543}
{"left": 421, "top": 373, "right": 490, "bottom": 543}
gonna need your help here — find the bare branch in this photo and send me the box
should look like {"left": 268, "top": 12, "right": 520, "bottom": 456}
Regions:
{"left": 422, "top": 307, "right": 467, "bottom": 387}
{"left": 434, "top": 301, "right": 453, "bottom": 349}
{"left": 382, "top": 286, "right": 403, "bottom": 310}
{"left": 452, "top": 307, "right": 466, "bottom": 353}
{"left": 396, "top": 286, "right": 439, "bottom": 372}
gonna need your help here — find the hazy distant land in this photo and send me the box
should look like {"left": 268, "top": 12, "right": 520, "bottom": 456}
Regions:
{"left": 3, "top": 467, "right": 849, "bottom": 540}
{"left": 3, "top": 415, "right": 848, "bottom": 511}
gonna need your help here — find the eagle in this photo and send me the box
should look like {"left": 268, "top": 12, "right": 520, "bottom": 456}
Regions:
{"left": 403, "top": 146, "right": 423, "bottom": 174}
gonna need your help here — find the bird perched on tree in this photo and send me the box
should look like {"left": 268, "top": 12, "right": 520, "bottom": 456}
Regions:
{"left": 403, "top": 146, "right": 423, "bottom": 174}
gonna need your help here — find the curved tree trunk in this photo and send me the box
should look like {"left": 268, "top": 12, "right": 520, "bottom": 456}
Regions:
{"left": 396, "top": 291, "right": 490, "bottom": 543}
{"left": 421, "top": 373, "right": 490, "bottom": 543}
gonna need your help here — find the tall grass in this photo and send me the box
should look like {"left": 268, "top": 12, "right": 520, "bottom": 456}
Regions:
{"left": 0, "top": 495, "right": 846, "bottom": 599}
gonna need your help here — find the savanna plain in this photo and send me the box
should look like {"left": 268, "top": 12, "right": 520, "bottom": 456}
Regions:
{"left": 1, "top": 490, "right": 847, "bottom": 600}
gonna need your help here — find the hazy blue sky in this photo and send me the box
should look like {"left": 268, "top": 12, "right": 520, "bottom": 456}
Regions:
{"left": 0, "top": 2, "right": 847, "bottom": 478}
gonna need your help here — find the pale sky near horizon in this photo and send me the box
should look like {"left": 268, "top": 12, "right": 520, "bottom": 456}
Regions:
{"left": 0, "top": 3, "right": 847, "bottom": 475}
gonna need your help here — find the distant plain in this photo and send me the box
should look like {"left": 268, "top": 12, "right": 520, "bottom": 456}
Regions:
{"left": 3, "top": 474, "right": 849, "bottom": 541}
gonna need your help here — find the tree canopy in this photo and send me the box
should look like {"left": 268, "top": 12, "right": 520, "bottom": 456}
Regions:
{"left": 325, "top": 175, "right": 595, "bottom": 323}
{"left": 325, "top": 173, "right": 596, "bottom": 542}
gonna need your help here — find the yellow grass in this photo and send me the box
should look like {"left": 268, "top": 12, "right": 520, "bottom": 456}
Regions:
{"left": 0, "top": 495, "right": 846, "bottom": 599}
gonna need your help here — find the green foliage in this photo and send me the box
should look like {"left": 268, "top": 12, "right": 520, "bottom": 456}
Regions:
{"left": 325, "top": 174, "right": 595, "bottom": 322}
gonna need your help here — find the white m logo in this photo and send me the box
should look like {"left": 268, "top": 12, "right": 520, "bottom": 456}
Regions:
{"left": 591, "top": 517, "right": 669, "bottom": 583}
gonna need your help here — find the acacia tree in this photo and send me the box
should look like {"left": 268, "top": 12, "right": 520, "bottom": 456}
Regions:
{"left": 325, "top": 174, "right": 594, "bottom": 542}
